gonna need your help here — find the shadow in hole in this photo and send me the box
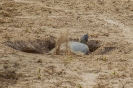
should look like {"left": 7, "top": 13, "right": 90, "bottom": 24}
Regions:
{"left": 3, "top": 36, "right": 56, "bottom": 54}
{"left": 87, "top": 40, "right": 101, "bottom": 53}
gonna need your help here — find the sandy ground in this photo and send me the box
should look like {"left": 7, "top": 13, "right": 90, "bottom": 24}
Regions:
{"left": 1, "top": 0, "right": 133, "bottom": 88}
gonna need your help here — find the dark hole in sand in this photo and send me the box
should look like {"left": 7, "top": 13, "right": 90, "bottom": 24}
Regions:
{"left": 87, "top": 40, "right": 101, "bottom": 52}
{"left": 4, "top": 36, "right": 56, "bottom": 54}
{"left": 4, "top": 36, "right": 101, "bottom": 54}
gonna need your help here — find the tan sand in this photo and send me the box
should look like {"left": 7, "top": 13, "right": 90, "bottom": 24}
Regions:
{"left": 0, "top": 0, "right": 133, "bottom": 88}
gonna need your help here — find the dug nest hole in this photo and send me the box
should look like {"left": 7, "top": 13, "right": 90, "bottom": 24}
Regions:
{"left": 3, "top": 36, "right": 56, "bottom": 54}
{"left": 3, "top": 36, "right": 101, "bottom": 55}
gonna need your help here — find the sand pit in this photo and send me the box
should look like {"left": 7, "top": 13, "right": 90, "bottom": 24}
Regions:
{"left": 1, "top": 0, "right": 133, "bottom": 88}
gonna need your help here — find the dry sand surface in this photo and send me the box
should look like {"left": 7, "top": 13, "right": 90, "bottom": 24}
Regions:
{"left": 1, "top": 0, "right": 133, "bottom": 88}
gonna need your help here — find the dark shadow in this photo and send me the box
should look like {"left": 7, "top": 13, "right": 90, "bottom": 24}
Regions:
{"left": 87, "top": 40, "right": 101, "bottom": 52}
{"left": 3, "top": 36, "right": 56, "bottom": 54}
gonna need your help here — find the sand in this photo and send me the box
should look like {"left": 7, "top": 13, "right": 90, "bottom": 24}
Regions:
{"left": 0, "top": 0, "right": 133, "bottom": 88}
